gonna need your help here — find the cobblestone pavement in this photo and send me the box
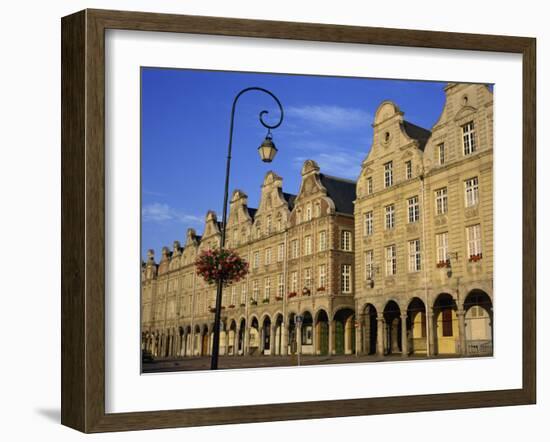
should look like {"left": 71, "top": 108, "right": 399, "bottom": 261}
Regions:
{"left": 142, "top": 353, "right": 464, "bottom": 373}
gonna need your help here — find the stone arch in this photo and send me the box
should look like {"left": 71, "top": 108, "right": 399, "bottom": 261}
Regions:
{"left": 383, "top": 301, "right": 402, "bottom": 355}
{"left": 433, "top": 293, "right": 459, "bottom": 355}
{"left": 463, "top": 289, "right": 493, "bottom": 356}
{"left": 407, "top": 297, "right": 427, "bottom": 355}
{"left": 314, "top": 309, "right": 329, "bottom": 356}
{"left": 333, "top": 307, "right": 355, "bottom": 355}
{"left": 360, "top": 303, "right": 378, "bottom": 355}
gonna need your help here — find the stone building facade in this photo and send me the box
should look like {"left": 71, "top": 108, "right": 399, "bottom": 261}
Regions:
{"left": 142, "top": 82, "right": 493, "bottom": 361}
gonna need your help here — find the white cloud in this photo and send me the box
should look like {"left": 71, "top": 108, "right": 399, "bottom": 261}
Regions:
{"left": 293, "top": 150, "right": 364, "bottom": 180}
{"left": 286, "top": 105, "right": 371, "bottom": 130}
{"left": 142, "top": 203, "right": 203, "bottom": 225}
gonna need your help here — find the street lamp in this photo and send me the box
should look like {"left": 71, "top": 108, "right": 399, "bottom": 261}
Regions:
{"left": 210, "top": 87, "right": 284, "bottom": 370}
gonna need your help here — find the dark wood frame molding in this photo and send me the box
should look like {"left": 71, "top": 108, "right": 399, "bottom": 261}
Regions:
{"left": 61, "top": 9, "right": 536, "bottom": 433}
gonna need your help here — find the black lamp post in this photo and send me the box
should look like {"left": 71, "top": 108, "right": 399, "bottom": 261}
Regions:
{"left": 210, "top": 87, "right": 284, "bottom": 370}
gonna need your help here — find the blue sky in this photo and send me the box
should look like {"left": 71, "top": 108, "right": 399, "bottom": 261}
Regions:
{"left": 141, "top": 68, "right": 448, "bottom": 261}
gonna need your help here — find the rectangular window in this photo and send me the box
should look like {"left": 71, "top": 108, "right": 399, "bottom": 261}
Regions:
{"left": 438, "top": 143, "right": 445, "bottom": 165}
{"left": 405, "top": 160, "right": 412, "bottom": 180}
{"left": 384, "top": 161, "right": 393, "bottom": 188}
{"left": 442, "top": 308, "right": 453, "bottom": 336}
{"left": 252, "top": 280, "right": 259, "bottom": 301}
{"left": 385, "top": 204, "right": 395, "bottom": 230}
{"left": 462, "top": 121, "right": 476, "bottom": 155}
{"left": 241, "top": 284, "right": 247, "bottom": 305}
{"left": 436, "top": 232, "right": 449, "bottom": 264}
{"left": 341, "top": 230, "right": 352, "bottom": 251}
{"left": 341, "top": 264, "right": 352, "bottom": 294}
{"left": 253, "top": 251, "right": 260, "bottom": 268}
{"left": 306, "top": 204, "right": 312, "bottom": 221}
{"left": 367, "top": 177, "right": 373, "bottom": 195}
{"left": 291, "top": 239, "right": 299, "bottom": 259}
{"left": 318, "top": 230, "right": 327, "bottom": 251}
{"left": 233, "top": 229, "right": 238, "bottom": 245}
{"left": 365, "top": 249, "right": 374, "bottom": 279}
{"left": 467, "top": 224, "right": 482, "bottom": 259}
{"left": 277, "top": 243, "right": 285, "bottom": 262}
{"left": 364, "top": 211, "right": 373, "bottom": 236}
{"left": 465, "top": 177, "right": 479, "bottom": 207}
{"left": 277, "top": 274, "right": 284, "bottom": 298}
{"left": 304, "top": 268, "right": 312, "bottom": 289}
{"left": 435, "top": 187, "right": 448, "bottom": 215}
{"left": 407, "top": 196, "right": 419, "bottom": 223}
{"left": 305, "top": 235, "right": 312, "bottom": 255}
{"left": 290, "top": 271, "right": 298, "bottom": 292}
{"left": 318, "top": 264, "right": 326, "bottom": 288}
{"left": 231, "top": 286, "right": 236, "bottom": 305}
{"left": 408, "top": 239, "right": 421, "bottom": 272}
{"left": 266, "top": 215, "right": 272, "bottom": 234}
{"left": 264, "top": 278, "right": 271, "bottom": 301}
{"left": 265, "top": 248, "right": 272, "bottom": 265}
{"left": 385, "top": 245, "right": 397, "bottom": 276}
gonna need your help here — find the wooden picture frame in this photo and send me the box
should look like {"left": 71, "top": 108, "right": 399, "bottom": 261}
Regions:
{"left": 61, "top": 8, "right": 536, "bottom": 433}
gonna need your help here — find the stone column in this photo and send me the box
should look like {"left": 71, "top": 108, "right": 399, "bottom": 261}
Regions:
{"left": 270, "top": 323, "right": 276, "bottom": 355}
{"left": 233, "top": 329, "right": 239, "bottom": 356}
{"left": 244, "top": 326, "right": 250, "bottom": 356}
{"left": 297, "top": 324, "right": 302, "bottom": 355}
{"left": 328, "top": 320, "right": 335, "bottom": 355}
{"left": 312, "top": 322, "right": 318, "bottom": 355}
{"left": 401, "top": 314, "right": 409, "bottom": 357}
{"left": 457, "top": 308, "right": 467, "bottom": 356}
{"left": 355, "top": 319, "right": 363, "bottom": 355}
{"left": 224, "top": 330, "right": 230, "bottom": 356}
{"left": 391, "top": 318, "right": 400, "bottom": 354}
{"left": 428, "top": 309, "right": 436, "bottom": 356}
{"left": 281, "top": 323, "right": 288, "bottom": 356}
{"left": 376, "top": 315, "right": 385, "bottom": 356}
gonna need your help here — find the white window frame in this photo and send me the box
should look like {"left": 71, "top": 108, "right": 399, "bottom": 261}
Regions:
{"left": 291, "top": 271, "right": 298, "bottom": 292}
{"left": 305, "top": 235, "right": 312, "bottom": 255}
{"left": 306, "top": 203, "right": 312, "bottom": 221}
{"left": 341, "top": 264, "right": 352, "bottom": 294}
{"left": 265, "top": 247, "right": 272, "bottom": 265}
{"left": 231, "top": 286, "right": 236, "bottom": 305}
{"left": 385, "top": 245, "right": 396, "bottom": 276}
{"left": 364, "top": 211, "right": 373, "bottom": 236}
{"left": 385, "top": 204, "right": 395, "bottom": 230}
{"left": 435, "top": 187, "right": 448, "bottom": 215}
{"left": 253, "top": 251, "right": 260, "bottom": 268}
{"left": 304, "top": 267, "right": 312, "bottom": 289}
{"left": 291, "top": 239, "right": 299, "bottom": 259}
{"left": 252, "top": 279, "right": 259, "bottom": 301}
{"left": 318, "top": 230, "right": 327, "bottom": 252}
{"left": 266, "top": 215, "right": 272, "bottom": 234}
{"left": 277, "top": 274, "right": 284, "bottom": 298}
{"left": 465, "top": 177, "right": 479, "bottom": 207}
{"left": 408, "top": 239, "right": 421, "bottom": 272}
{"left": 436, "top": 232, "right": 449, "bottom": 264}
{"left": 438, "top": 143, "right": 445, "bottom": 165}
{"left": 241, "top": 284, "right": 247, "bottom": 305}
{"left": 277, "top": 243, "right": 284, "bottom": 262}
{"left": 264, "top": 277, "right": 271, "bottom": 301}
{"left": 341, "top": 230, "right": 352, "bottom": 251}
{"left": 467, "top": 224, "right": 482, "bottom": 258}
{"left": 365, "top": 249, "right": 374, "bottom": 279}
{"left": 318, "top": 264, "right": 326, "bottom": 288}
{"left": 384, "top": 161, "right": 393, "bottom": 188}
{"left": 462, "top": 121, "right": 476, "bottom": 155}
{"left": 405, "top": 160, "right": 412, "bottom": 180}
{"left": 367, "top": 177, "right": 373, "bottom": 195}
{"left": 407, "top": 196, "right": 420, "bottom": 223}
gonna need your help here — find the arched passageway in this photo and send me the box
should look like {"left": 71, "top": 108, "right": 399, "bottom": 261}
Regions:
{"left": 464, "top": 290, "right": 493, "bottom": 356}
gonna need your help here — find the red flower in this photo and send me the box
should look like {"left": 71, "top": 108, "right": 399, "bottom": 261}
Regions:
{"left": 195, "top": 248, "right": 249, "bottom": 287}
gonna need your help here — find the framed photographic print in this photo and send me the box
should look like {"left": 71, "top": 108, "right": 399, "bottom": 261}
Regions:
{"left": 61, "top": 9, "right": 536, "bottom": 433}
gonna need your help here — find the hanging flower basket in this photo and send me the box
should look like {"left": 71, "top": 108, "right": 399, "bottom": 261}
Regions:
{"left": 302, "top": 287, "right": 311, "bottom": 296}
{"left": 469, "top": 253, "right": 483, "bottom": 262}
{"left": 195, "top": 248, "right": 249, "bottom": 286}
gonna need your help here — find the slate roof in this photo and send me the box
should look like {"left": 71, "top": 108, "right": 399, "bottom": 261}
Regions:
{"left": 247, "top": 207, "right": 257, "bottom": 219}
{"left": 402, "top": 121, "right": 432, "bottom": 151}
{"left": 319, "top": 174, "right": 357, "bottom": 215}
{"left": 283, "top": 192, "right": 297, "bottom": 210}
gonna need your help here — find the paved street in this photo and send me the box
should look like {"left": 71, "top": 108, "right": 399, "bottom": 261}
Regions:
{"left": 142, "top": 353, "right": 462, "bottom": 373}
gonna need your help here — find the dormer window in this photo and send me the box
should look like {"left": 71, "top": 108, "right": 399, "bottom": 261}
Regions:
{"left": 384, "top": 161, "right": 393, "bottom": 188}
{"left": 462, "top": 121, "right": 476, "bottom": 155}
{"left": 306, "top": 203, "right": 312, "bottom": 221}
